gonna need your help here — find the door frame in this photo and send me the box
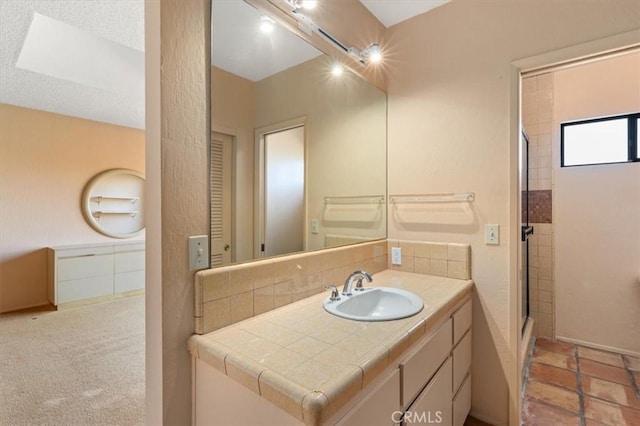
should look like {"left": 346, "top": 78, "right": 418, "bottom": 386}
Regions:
{"left": 254, "top": 116, "right": 307, "bottom": 259}
{"left": 509, "top": 30, "right": 640, "bottom": 426}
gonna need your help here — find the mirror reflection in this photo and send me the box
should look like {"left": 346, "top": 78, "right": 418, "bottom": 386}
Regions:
{"left": 210, "top": 0, "right": 387, "bottom": 267}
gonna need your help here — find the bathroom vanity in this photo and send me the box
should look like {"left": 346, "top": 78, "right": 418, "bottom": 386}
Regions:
{"left": 189, "top": 270, "right": 472, "bottom": 425}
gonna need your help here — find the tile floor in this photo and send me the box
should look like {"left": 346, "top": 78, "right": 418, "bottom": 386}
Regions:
{"left": 521, "top": 337, "right": 640, "bottom": 425}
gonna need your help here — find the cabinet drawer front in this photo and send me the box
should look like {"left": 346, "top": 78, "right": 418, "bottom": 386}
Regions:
{"left": 339, "top": 369, "right": 400, "bottom": 426}
{"left": 405, "top": 357, "right": 452, "bottom": 426}
{"left": 115, "top": 270, "right": 145, "bottom": 293}
{"left": 453, "top": 331, "right": 472, "bottom": 394}
{"left": 58, "top": 255, "right": 113, "bottom": 281}
{"left": 114, "top": 251, "right": 145, "bottom": 273}
{"left": 401, "top": 318, "right": 452, "bottom": 408}
{"left": 57, "top": 275, "right": 113, "bottom": 304}
{"left": 453, "top": 300, "right": 471, "bottom": 345}
{"left": 114, "top": 242, "right": 145, "bottom": 253}
{"left": 453, "top": 374, "right": 471, "bottom": 426}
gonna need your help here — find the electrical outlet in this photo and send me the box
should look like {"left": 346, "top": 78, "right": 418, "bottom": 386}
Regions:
{"left": 485, "top": 224, "right": 500, "bottom": 245}
{"left": 391, "top": 247, "right": 402, "bottom": 265}
{"left": 189, "top": 235, "right": 209, "bottom": 271}
{"left": 311, "top": 219, "right": 319, "bottom": 234}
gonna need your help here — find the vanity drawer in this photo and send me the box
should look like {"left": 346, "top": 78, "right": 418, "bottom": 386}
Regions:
{"left": 453, "top": 300, "right": 472, "bottom": 345}
{"left": 58, "top": 254, "right": 113, "bottom": 281}
{"left": 453, "top": 330, "right": 472, "bottom": 394}
{"left": 404, "top": 357, "right": 452, "bottom": 426}
{"left": 401, "top": 318, "right": 452, "bottom": 407}
{"left": 338, "top": 369, "right": 400, "bottom": 426}
{"left": 453, "top": 373, "right": 471, "bottom": 426}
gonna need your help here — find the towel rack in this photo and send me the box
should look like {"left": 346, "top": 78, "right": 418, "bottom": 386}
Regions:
{"left": 324, "top": 195, "right": 385, "bottom": 205}
{"left": 389, "top": 193, "right": 475, "bottom": 204}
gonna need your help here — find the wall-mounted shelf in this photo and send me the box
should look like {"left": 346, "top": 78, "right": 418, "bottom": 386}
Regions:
{"left": 389, "top": 193, "right": 475, "bottom": 204}
{"left": 324, "top": 195, "right": 385, "bottom": 205}
{"left": 82, "top": 169, "right": 145, "bottom": 239}
{"left": 92, "top": 211, "right": 140, "bottom": 219}
{"left": 91, "top": 196, "right": 139, "bottom": 204}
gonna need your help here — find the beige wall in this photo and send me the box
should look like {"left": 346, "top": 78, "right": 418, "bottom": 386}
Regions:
{"left": 211, "top": 66, "right": 255, "bottom": 262}
{"left": 386, "top": 1, "right": 640, "bottom": 423}
{"left": 554, "top": 52, "right": 640, "bottom": 355}
{"left": 148, "top": 0, "right": 640, "bottom": 423}
{"left": 254, "top": 55, "right": 387, "bottom": 250}
{"left": 0, "top": 104, "right": 145, "bottom": 313}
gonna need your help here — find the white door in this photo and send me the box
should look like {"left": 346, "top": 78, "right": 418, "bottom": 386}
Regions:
{"left": 263, "top": 126, "right": 305, "bottom": 257}
{"left": 211, "top": 132, "right": 233, "bottom": 266}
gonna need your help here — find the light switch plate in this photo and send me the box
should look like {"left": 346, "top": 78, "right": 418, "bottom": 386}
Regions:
{"left": 311, "top": 218, "right": 319, "bottom": 234}
{"left": 188, "top": 235, "right": 209, "bottom": 271}
{"left": 485, "top": 224, "right": 500, "bottom": 245}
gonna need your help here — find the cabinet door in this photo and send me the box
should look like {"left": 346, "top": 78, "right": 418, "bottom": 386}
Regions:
{"left": 405, "top": 357, "right": 452, "bottom": 426}
{"left": 114, "top": 251, "right": 145, "bottom": 273}
{"left": 58, "top": 254, "right": 113, "bottom": 281}
{"left": 57, "top": 275, "right": 114, "bottom": 304}
{"left": 453, "top": 374, "right": 471, "bottom": 426}
{"left": 115, "top": 270, "right": 145, "bottom": 293}
{"left": 453, "top": 300, "right": 471, "bottom": 345}
{"left": 338, "top": 369, "right": 401, "bottom": 426}
{"left": 453, "top": 331, "right": 472, "bottom": 394}
{"left": 401, "top": 319, "right": 452, "bottom": 408}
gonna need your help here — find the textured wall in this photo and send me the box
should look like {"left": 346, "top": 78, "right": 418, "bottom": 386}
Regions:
{"left": 386, "top": 1, "right": 640, "bottom": 423}
{"left": 0, "top": 103, "right": 144, "bottom": 313}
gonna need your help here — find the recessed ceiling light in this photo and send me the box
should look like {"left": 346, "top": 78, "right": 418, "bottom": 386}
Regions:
{"left": 301, "top": 1, "right": 317, "bottom": 9}
{"left": 260, "top": 16, "right": 275, "bottom": 33}
{"left": 331, "top": 62, "right": 343, "bottom": 76}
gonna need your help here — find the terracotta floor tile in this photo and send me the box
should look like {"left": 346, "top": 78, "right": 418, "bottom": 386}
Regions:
{"left": 585, "top": 419, "right": 609, "bottom": 426}
{"left": 532, "top": 347, "right": 577, "bottom": 371}
{"left": 582, "top": 376, "right": 640, "bottom": 410}
{"left": 525, "top": 380, "right": 581, "bottom": 413}
{"left": 578, "top": 347, "right": 625, "bottom": 368}
{"left": 529, "top": 362, "right": 577, "bottom": 391}
{"left": 580, "top": 359, "right": 634, "bottom": 387}
{"left": 584, "top": 395, "right": 640, "bottom": 425}
{"left": 632, "top": 371, "right": 640, "bottom": 386}
{"left": 521, "top": 398, "right": 581, "bottom": 426}
{"left": 623, "top": 355, "right": 640, "bottom": 372}
{"left": 535, "top": 338, "right": 575, "bottom": 356}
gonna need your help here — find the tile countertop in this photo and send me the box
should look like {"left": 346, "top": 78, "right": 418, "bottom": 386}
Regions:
{"left": 188, "top": 270, "right": 473, "bottom": 425}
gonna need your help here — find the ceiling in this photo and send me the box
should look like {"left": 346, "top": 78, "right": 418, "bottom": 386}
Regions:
{"left": 0, "top": 0, "right": 447, "bottom": 130}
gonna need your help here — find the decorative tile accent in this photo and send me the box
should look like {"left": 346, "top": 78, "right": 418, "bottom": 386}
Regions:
{"left": 524, "top": 190, "right": 552, "bottom": 224}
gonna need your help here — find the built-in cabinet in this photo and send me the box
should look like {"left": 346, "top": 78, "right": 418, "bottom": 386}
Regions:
{"left": 192, "top": 296, "right": 472, "bottom": 426}
{"left": 47, "top": 241, "right": 145, "bottom": 307}
{"left": 338, "top": 299, "right": 472, "bottom": 426}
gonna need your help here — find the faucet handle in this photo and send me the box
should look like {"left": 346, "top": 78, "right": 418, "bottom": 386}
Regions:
{"left": 324, "top": 285, "right": 341, "bottom": 301}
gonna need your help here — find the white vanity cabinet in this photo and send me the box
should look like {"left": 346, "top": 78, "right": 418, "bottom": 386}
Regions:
{"left": 47, "top": 241, "right": 145, "bottom": 307}
{"left": 398, "top": 299, "right": 472, "bottom": 426}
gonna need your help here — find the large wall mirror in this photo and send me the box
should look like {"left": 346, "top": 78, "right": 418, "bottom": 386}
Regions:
{"left": 210, "top": 0, "right": 387, "bottom": 267}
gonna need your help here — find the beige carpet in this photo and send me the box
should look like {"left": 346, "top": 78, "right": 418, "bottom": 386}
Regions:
{"left": 0, "top": 295, "right": 145, "bottom": 426}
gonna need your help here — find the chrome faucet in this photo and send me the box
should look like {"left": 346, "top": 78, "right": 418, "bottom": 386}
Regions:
{"left": 342, "top": 270, "right": 373, "bottom": 296}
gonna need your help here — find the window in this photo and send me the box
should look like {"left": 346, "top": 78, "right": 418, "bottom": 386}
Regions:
{"left": 561, "top": 113, "right": 639, "bottom": 167}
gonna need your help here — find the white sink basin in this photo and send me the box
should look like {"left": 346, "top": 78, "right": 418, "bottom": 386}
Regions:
{"left": 323, "top": 287, "right": 424, "bottom": 321}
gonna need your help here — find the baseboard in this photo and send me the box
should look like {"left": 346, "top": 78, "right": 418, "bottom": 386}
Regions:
{"left": 556, "top": 335, "right": 640, "bottom": 358}
{"left": 468, "top": 409, "right": 501, "bottom": 425}
{"left": 521, "top": 317, "right": 535, "bottom": 368}
{"left": 0, "top": 302, "right": 54, "bottom": 315}
{"left": 57, "top": 289, "right": 145, "bottom": 310}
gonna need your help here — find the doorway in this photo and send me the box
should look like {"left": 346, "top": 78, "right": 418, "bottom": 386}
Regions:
{"left": 210, "top": 131, "right": 233, "bottom": 267}
{"left": 256, "top": 124, "right": 305, "bottom": 258}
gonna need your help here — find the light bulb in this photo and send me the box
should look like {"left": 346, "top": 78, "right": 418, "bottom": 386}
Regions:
{"left": 301, "top": 0, "right": 317, "bottom": 9}
{"left": 331, "top": 63, "right": 343, "bottom": 76}
{"left": 260, "top": 16, "right": 275, "bottom": 33}
{"left": 367, "top": 44, "right": 382, "bottom": 64}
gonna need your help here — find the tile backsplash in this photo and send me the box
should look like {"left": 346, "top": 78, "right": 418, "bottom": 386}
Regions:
{"left": 194, "top": 239, "right": 472, "bottom": 335}
{"left": 195, "top": 241, "right": 387, "bottom": 334}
